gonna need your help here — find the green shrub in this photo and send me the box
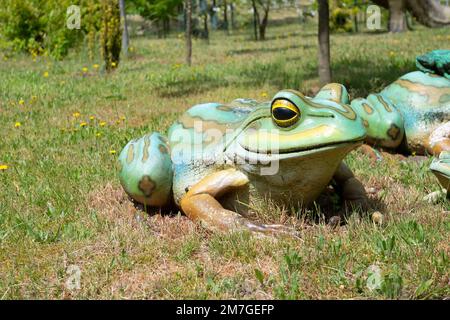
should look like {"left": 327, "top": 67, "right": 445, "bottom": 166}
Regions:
{"left": 99, "top": 0, "right": 122, "bottom": 71}
{"left": 0, "top": 0, "right": 122, "bottom": 63}
{"left": 0, "top": 0, "right": 84, "bottom": 59}
{"left": 330, "top": 7, "right": 353, "bottom": 33}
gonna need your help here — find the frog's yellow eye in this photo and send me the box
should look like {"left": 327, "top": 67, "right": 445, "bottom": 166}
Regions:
{"left": 271, "top": 99, "right": 300, "bottom": 127}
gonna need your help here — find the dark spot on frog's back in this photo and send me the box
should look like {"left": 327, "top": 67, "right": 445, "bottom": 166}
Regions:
{"left": 127, "top": 144, "right": 135, "bottom": 164}
{"left": 139, "top": 176, "right": 156, "bottom": 197}
{"left": 142, "top": 135, "right": 151, "bottom": 162}
{"left": 159, "top": 144, "right": 169, "bottom": 154}
{"left": 363, "top": 103, "right": 374, "bottom": 115}
{"left": 377, "top": 95, "right": 392, "bottom": 112}
{"left": 217, "top": 105, "right": 233, "bottom": 112}
{"left": 387, "top": 123, "right": 401, "bottom": 140}
{"left": 158, "top": 135, "right": 169, "bottom": 145}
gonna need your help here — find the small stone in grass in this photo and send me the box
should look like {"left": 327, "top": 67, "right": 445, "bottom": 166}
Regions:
{"left": 372, "top": 211, "right": 383, "bottom": 225}
{"left": 366, "top": 187, "right": 377, "bottom": 194}
{"left": 328, "top": 216, "right": 341, "bottom": 229}
{"left": 423, "top": 189, "right": 446, "bottom": 204}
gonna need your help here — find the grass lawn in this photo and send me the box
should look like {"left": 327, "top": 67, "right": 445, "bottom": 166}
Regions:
{"left": 0, "top": 20, "right": 449, "bottom": 299}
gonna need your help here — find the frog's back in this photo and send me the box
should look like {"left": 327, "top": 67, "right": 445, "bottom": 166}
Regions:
{"left": 380, "top": 71, "right": 450, "bottom": 150}
{"left": 168, "top": 99, "right": 266, "bottom": 204}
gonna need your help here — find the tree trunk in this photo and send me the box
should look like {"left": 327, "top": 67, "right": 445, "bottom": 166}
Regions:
{"left": 185, "top": 0, "right": 192, "bottom": 66}
{"left": 211, "top": 0, "right": 218, "bottom": 29}
{"left": 318, "top": 0, "right": 331, "bottom": 86}
{"left": 259, "top": 10, "right": 269, "bottom": 40}
{"left": 119, "top": 0, "right": 129, "bottom": 56}
{"left": 223, "top": 0, "right": 229, "bottom": 33}
{"left": 230, "top": 2, "right": 235, "bottom": 31}
{"left": 388, "top": 0, "right": 407, "bottom": 33}
{"left": 252, "top": 0, "right": 259, "bottom": 40}
{"left": 204, "top": 11, "right": 209, "bottom": 42}
{"left": 353, "top": 0, "right": 358, "bottom": 32}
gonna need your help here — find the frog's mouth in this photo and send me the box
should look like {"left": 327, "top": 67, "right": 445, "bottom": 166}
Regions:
{"left": 228, "top": 139, "right": 363, "bottom": 165}
{"left": 241, "top": 138, "right": 364, "bottom": 155}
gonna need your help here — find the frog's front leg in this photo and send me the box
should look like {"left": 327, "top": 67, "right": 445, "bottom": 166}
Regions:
{"left": 332, "top": 162, "right": 369, "bottom": 211}
{"left": 180, "top": 168, "right": 299, "bottom": 237}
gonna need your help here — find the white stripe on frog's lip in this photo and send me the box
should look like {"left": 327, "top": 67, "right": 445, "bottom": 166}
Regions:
{"left": 240, "top": 137, "right": 365, "bottom": 155}
{"left": 226, "top": 139, "right": 363, "bottom": 165}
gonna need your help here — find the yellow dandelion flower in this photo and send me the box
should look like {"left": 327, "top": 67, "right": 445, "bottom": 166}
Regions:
{"left": 73, "top": 112, "right": 81, "bottom": 118}
{"left": 82, "top": 67, "right": 88, "bottom": 73}
{"left": 261, "top": 92, "right": 268, "bottom": 98}
{"left": 99, "top": 121, "right": 106, "bottom": 127}
{"left": 80, "top": 122, "right": 87, "bottom": 127}
{"left": 109, "top": 149, "right": 116, "bottom": 155}
{"left": 14, "top": 122, "right": 21, "bottom": 128}
{"left": 43, "top": 71, "right": 49, "bottom": 78}
{"left": 93, "top": 64, "right": 99, "bottom": 69}
{"left": 89, "top": 116, "right": 95, "bottom": 121}
{"left": 120, "top": 116, "right": 126, "bottom": 121}
{"left": 96, "top": 132, "right": 102, "bottom": 137}
{"left": 0, "top": 164, "right": 8, "bottom": 170}
{"left": 115, "top": 120, "right": 121, "bottom": 124}
{"left": 111, "top": 62, "right": 117, "bottom": 67}
{"left": 18, "top": 99, "right": 25, "bottom": 105}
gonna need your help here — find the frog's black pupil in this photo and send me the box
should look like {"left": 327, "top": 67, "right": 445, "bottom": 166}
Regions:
{"left": 272, "top": 107, "right": 297, "bottom": 120}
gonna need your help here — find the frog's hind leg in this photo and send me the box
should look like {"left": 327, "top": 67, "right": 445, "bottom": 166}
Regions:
{"left": 118, "top": 132, "right": 173, "bottom": 207}
{"left": 180, "top": 168, "right": 299, "bottom": 238}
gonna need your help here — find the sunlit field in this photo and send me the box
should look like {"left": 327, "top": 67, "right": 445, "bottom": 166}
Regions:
{"left": 0, "top": 18, "right": 449, "bottom": 299}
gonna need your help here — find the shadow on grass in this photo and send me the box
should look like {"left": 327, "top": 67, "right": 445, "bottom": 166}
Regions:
{"left": 153, "top": 54, "right": 415, "bottom": 98}
{"left": 313, "top": 186, "right": 387, "bottom": 226}
{"left": 331, "top": 56, "right": 415, "bottom": 97}
{"left": 226, "top": 44, "right": 313, "bottom": 56}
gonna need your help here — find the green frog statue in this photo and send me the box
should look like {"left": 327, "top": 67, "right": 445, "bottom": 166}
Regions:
{"left": 347, "top": 49, "right": 449, "bottom": 195}
{"left": 118, "top": 50, "right": 450, "bottom": 236}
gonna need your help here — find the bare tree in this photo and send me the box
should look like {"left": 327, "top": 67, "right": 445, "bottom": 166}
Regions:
{"left": 318, "top": 0, "right": 331, "bottom": 85}
{"left": 185, "top": 0, "right": 192, "bottom": 66}
{"left": 252, "top": 0, "right": 259, "bottom": 40}
{"left": 119, "top": 0, "right": 129, "bottom": 56}
{"left": 251, "top": 0, "right": 271, "bottom": 41}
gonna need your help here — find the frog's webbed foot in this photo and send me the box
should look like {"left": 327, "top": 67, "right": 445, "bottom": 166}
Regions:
{"left": 180, "top": 168, "right": 299, "bottom": 238}
{"left": 333, "top": 162, "right": 370, "bottom": 212}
